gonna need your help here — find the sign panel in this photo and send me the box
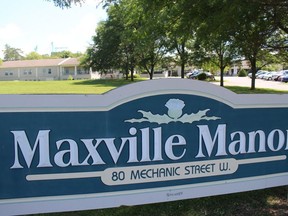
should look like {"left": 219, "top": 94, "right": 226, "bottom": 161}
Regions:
{"left": 1, "top": 79, "right": 288, "bottom": 215}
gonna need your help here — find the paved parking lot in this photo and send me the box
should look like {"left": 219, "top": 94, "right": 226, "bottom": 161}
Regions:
{"left": 214, "top": 76, "right": 288, "bottom": 91}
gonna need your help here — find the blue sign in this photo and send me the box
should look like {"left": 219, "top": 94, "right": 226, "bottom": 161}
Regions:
{"left": 1, "top": 79, "right": 288, "bottom": 215}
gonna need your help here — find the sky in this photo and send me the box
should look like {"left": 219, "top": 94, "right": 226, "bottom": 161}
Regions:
{"left": 0, "top": 0, "right": 107, "bottom": 59}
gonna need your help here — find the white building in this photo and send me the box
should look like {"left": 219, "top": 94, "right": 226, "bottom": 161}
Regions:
{"left": 0, "top": 58, "right": 94, "bottom": 81}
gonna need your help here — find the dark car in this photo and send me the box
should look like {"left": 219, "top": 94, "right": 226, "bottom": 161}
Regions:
{"left": 277, "top": 70, "right": 288, "bottom": 81}
{"left": 272, "top": 71, "right": 284, "bottom": 81}
{"left": 188, "top": 71, "right": 201, "bottom": 79}
{"left": 281, "top": 75, "right": 288, "bottom": 83}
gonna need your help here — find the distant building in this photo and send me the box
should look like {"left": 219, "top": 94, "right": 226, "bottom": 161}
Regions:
{"left": 0, "top": 58, "right": 96, "bottom": 81}
{"left": 228, "top": 60, "right": 251, "bottom": 76}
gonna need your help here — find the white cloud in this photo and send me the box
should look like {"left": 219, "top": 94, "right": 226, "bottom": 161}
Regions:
{"left": 85, "top": 0, "right": 104, "bottom": 6}
{"left": 41, "top": 13, "right": 100, "bottom": 54}
{"left": 0, "top": 2, "right": 107, "bottom": 58}
{"left": 41, "top": 6, "right": 106, "bottom": 55}
{"left": 0, "top": 23, "right": 22, "bottom": 42}
{"left": 0, "top": 23, "right": 23, "bottom": 58}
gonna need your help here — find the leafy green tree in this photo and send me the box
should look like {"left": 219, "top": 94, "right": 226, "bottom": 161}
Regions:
{"left": 83, "top": 2, "right": 139, "bottom": 81}
{"left": 258, "top": 0, "right": 288, "bottom": 34}
{"left": 164, "top": 1, "right": 197, "bottom": 78}
{"left": 83, "top": 18, "right": 122, "bottom": 74}
{"left": 228, "top": 0, "right": 276, "bottom": 89}
{"left": 46, "top": 0, "right": 84, "bottom": 8}
{"left": 83, "top": 0, "right": 167, "bottom": 80}
{"left": 58, "top": 0, "right": 286, "bottom": 85}
{"left": 256, "top": 50, "right": 280, "bottom": 70}
{"left": 128, "top": 0, "right": 168, "bottom": 79}
{"left": 51, "top": 50, "right": 74, "bottom": 58}
{"left": 115, "top": 0, "right": 141, "bottom": 81}
{"left": 3, "top": 44, "right": 24, "bottom": 61}
{"left": 25, "top": 51, "right": 43, "bottom": 60}
{"left": 193, "top": 1, "right": 238, "bottom": 86}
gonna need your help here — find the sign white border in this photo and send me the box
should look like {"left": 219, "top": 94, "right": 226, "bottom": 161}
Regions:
{"left": 0, "top": 79, "right": 288, "bottom": 113}
{"left": 1, "top": 78, "right": 288, "bottom": 215}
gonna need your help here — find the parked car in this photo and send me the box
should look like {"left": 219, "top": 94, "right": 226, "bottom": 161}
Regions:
{"left": 272, "top": 71, "right": 284, "bottom": 81}
{"left": 188, "top": 71, "right": 201, "bottom": 79}
{"left": 277, "top": 70, "right": 288, "bottom": 81}
{"left": 186, "top": 71, "right": 194, "bottom": 78}
{"left": 281, "top": 74, "right": 288, "bottom": 83}
{"left": 262, "top": 72, "right": 274, "bottom": 80}
{"left": 187, "top": 71, "right": 215, "bottom": 80}
{"left": 248, "top": 70, "right": 268, "bottom": 79}
{"left": 256, "top": 71, "right": 269, "bottom": 79}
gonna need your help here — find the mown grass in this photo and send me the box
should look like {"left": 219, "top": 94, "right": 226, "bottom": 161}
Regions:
{"left": 226, "top": 86, "right": 288, "bottom": 94}
{"left": 2, "top": 79, "right": 287, "bottom": 216}
{"left": 0, "top": 79, "right": 287, "bottom": 94}
{"left": 0, "top": 79, "right": 145, "bottom": 94}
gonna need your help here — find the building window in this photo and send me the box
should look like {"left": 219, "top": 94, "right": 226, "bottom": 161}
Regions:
{"left": 48, "top": 68, "right": 52, "bottom": 74}
{"left": 5, "top": 72, "right": 8, "bottom": 76}
{"left": 9, "top": 72, "right": 13, "bottom": 76}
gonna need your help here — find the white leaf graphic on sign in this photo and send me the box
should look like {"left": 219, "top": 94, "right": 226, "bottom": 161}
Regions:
{"left": 125, "top": 98, "right": 221, "bottom": 124}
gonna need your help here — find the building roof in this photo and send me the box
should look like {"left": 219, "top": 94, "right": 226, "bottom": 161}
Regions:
{"left": 0, "top": 58, "right": 80, "bottom": 69}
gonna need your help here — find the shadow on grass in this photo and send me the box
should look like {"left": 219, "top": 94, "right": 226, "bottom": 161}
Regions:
{"left": 72, "top": 79, "right": 144, "bottom": 87}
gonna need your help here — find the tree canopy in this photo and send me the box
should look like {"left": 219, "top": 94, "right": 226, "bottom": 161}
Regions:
{"left": 52, "top": 0, "right": 288, "bottom": 89}
{"left": 46, "top": 0, "right": 84, "bottom": 8}
{"left": 3, "top": 44, "right": 24, "bottom": 61}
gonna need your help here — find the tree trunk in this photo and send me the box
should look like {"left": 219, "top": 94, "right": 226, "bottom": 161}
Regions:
{"left": 149, "top": 64, "right": 154, "bottom": 80}
{"left": 125, "top": 65, "right": 129, "bottom": 80}
{"left": 131, "top": 66, "right": 134, "bottom": 81}
{"left": 220, "top": 55, "right": 224, "bottom": 87}
{"left": 250, "top": 58, "right": 257, "bottom": 90}
{"left": 220, "top": 68, "right": 224, "bottom": 87}
{"left": 180, "top": 42, "right": 185, "bottom": 79}
{"left": 181, "top": 61, "right": 185, "bottom": 78}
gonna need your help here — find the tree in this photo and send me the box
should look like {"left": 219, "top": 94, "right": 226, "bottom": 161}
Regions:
{"left": 194, "top": 37, "right": 236, "bottom": 86}
{"left": 50, "top": 50, "right": 81, "bottom": 58}
{"left": 83, "top": 18, "right": 122, "bottom": 74}
{"left": 83, "top": 0, "right": 167, "bottom": 80}
{"left": 164, "top": 1, "right": 197, "bottom": 78}
{"left": 58, "top": 0, "right": 286, "bottom": 85}
{"left": 258, "top": 0, "right": 288, "bottom": 34}
{"left": 193, "top": 1, "right": 238, "bottom": 86}
{"left": 229, "top": 0, "right": 276, "bottom": 89}
{"left": 46, "top": 0, "right": 84, "bottom": 8}
{"left": 128, "top": 0, "right": 168, "bottom": 80}
{"left": 25, "top": 51, "right": 43, "bottom": 60}
{"left": 3, "top": 44, "right": 24, "bottom": 61}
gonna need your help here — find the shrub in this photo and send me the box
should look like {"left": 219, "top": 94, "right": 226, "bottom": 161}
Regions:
{"left": 67, "top": 75, "right": 74, "bottom": 80}
{"left": 126, "top": 73, "right": 141, "bottom": 79}
{"left": 238, "top": 69, "right": 247, "bottom": 77}
{"left": 197, "top": 72, "right": 207, "bottom": 80}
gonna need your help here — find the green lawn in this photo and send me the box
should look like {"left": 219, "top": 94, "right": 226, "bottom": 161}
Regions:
{"left": 0, "top": 79, "right": 144, "bottom": 94}
{"left": 226, "top": 86, "right": 288, "bottom": 94}
{"left": 2, "top": 79, "right": 287, "bottom": 216}
{"left": 0, "top": 79, "right": 288, "bottom": 94}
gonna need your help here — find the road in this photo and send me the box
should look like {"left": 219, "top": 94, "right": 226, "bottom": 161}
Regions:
{"left": 213, "top": 76, "right": 288, "bottom": 91}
